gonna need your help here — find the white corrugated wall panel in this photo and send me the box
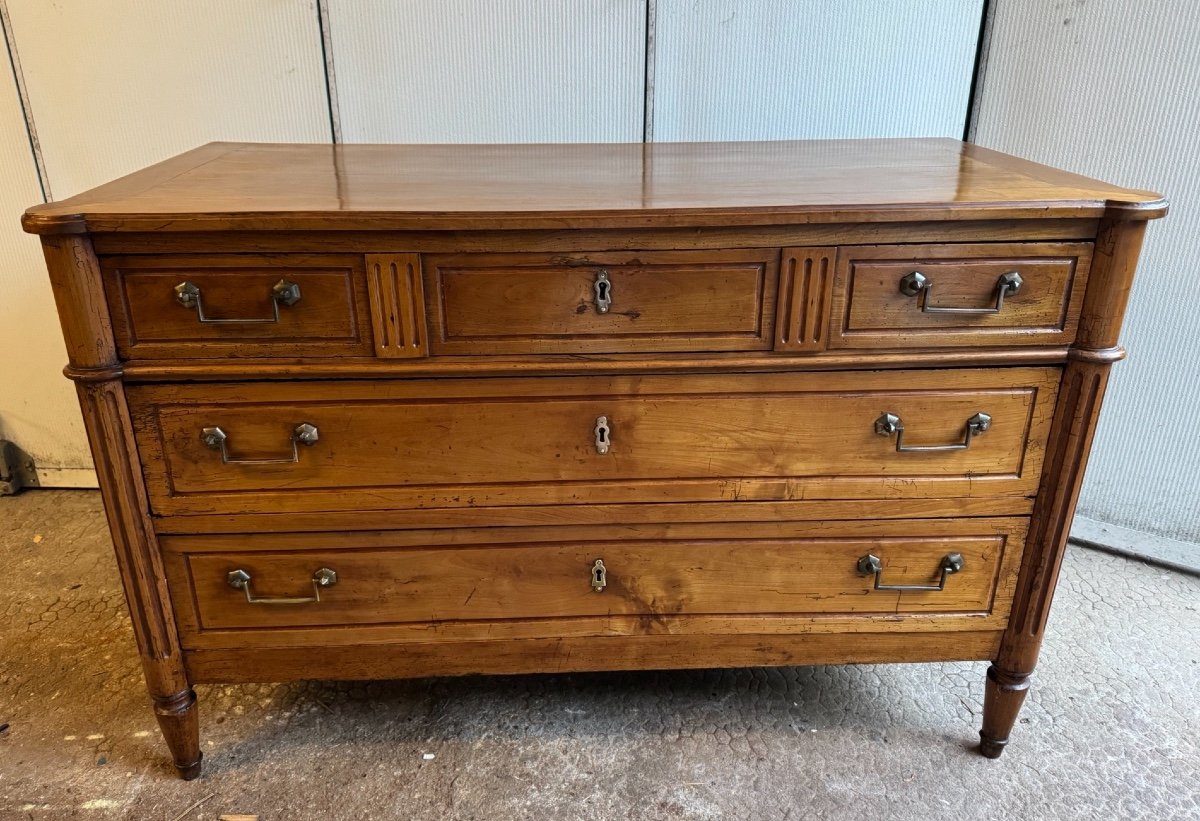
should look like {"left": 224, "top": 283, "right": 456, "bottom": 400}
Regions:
{"left": 5, "top": 0, "right": 332, "bottom": 199}
{"left": 0, "top": 36, "right": 93, "bottom": 484}
{"left": 974, "top": 1, "right": 1200, "bottom": 546}
{"left": 652, "top": 0, "right": 983, "bottom": 141}
{"left": 327, "top": 0, "right": 645, "bottom": 143}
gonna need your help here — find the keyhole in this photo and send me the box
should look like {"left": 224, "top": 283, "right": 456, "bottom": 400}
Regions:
{"left": 594, "top": 415, "right": 611, "bottom": 454}
{"left": 591, "top": 559, "right": 607, "bottom": 592}
{"left": 594, "top": 270, "right": 612, "bottom": 313}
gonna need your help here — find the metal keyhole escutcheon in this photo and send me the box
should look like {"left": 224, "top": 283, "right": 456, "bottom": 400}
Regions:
{"left": 594, "top": 270, "right": 612, "bottom": 313}
{"left": 594, "top": 416, "right": 611, "bottom": 454}
{"left": 591, "top": 559, "right": 607, "bottom": 592}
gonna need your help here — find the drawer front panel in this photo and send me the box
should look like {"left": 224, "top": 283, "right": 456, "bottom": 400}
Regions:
{"left": 423, "top": 250, "right": 777, "bottom": 354}
{"left": 130, "top": 369, "right": 1058, "bottom": 515}
{"left": 163, "top": 518, "right": 1026, "bottom": 636}
{"left": 830, "top": 242, "right": 1092, "bottom": 348}
{"left": 104, "top": 254, "right": 374, "bottom": 358}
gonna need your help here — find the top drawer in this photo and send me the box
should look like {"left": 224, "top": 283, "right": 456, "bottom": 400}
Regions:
{"left": 103, "top": 254, "right": 374, "bottom": 359}
{"left": 102, "top": 241, "right": 1091, "bottom": 361}
{"left": 422, "top": 250, "right": 778, "bottom": 354}
{"left": 830, "top": 242, "right": 1093, "bottom": 348}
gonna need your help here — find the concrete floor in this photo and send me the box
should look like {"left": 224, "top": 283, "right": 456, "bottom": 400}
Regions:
{"left": 0, "top": 491, "right": 1197, "bottom": 821}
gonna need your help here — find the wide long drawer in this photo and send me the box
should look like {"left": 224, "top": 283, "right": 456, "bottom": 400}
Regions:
{"left": 129, "top": 368, "right": 1058, "bottom": 516}
{"left": 162, "top": 518, "right": 1027, "bottom": 642}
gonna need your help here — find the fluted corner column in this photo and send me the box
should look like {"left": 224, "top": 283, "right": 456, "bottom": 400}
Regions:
{"left": 980, "top": 212, "right": 1150, "bottom": 758}
{"left": 40, "top": 234, "right": 201, "bottom": 779}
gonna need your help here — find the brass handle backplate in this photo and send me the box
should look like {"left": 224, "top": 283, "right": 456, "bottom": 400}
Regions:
{"left": 202, "top": 423, "right": 319, "bottom": 465}
{"left": 899, "top": 270, "right": 1022, "bottom": 315}
{"left": 857, "top": 553, "right": 964, "bottom": 592}
{"left": 875, "top": 412, "right": 991, "bottom": 452}
{"left": 175, "top": 278, "right": 301, "bottom": 324}
{"left": 226, "top": 567, "right": 338, "bottom": 604}
{"left": 593, "top": 269, "right": 612, "bottom": 313}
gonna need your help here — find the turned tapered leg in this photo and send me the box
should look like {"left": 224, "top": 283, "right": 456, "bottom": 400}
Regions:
{"left": 979, "top": 357, "right": 1111, "bottom": 758}
{"left": 41, "top": 235, "right": 201, "bottom": 778}
{"left": 977, "top": 355, "right": 1108, "bottom": 758}
{"left": 979, "top": 665, "right": 1030, "bottom": 758}
{"left": 75, "top": 374, "right": 201, "bottom": 778}
{"left": 154, "top": 690, "right": 203, "bottom": 779}
{"left": 977, "top": 214, "right": 1149, "bottom": 758}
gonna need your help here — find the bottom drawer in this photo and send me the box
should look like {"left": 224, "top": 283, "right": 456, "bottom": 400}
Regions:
{"left": 164, "top": 519, "right": 1026, "bottom": 635}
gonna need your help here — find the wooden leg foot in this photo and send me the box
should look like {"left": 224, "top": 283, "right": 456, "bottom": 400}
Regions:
{"left": 978, "top": 734, "right": 1008, "bottom": 759}
{"left": 978, "top": 664, "right": 1030, "bottom": 759}
{"left": 153, "top": 689, "right": 202, "bottom": 779}
{"left": 176, "top": 758, "right": 204, "bottom": 781}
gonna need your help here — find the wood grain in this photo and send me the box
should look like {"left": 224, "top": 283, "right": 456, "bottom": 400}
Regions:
{"left": 1077, "top": 217, "right": 1150, "bottom": 346}
{"left": 774, "top": 247, "right": 835, "bottom": 352}
{"left": 365, "top": 253, "right": 427, "bottom": 359}
{"left": 980, "top": 215, "right": 1152, "bottom": 758}
{"left": 830, "top": 242, "right": 1093, "bottom": 348}
{"left": 102, "top": 253, "right": 373, "bottom": 360}
{"left": 22, "top": 140, "right": 1165, "bottom": 235}
{"left": 150, "top": 496, "right": 1035, "bottom": 534}
{"left": 39, "top": 235, "right": 118, "bottom": 367}
{"left": 177, "top": 536, "right": 1012, "bottom": 631}
{"left": 424, "top": 250, "right": 777, "bottom": 354}
{"left": 161, "top": 518, "right": 1026, "bottom": 650}
{"left": 87, "top": 219, "right": 1103, "bottom": 256}
{"left": 38, "top": 235, "right": 200, "bottom": 778}
{"left": 27, "top": 139, "right": 1165, "bottom": 772}
{"left": 184, "top": 631, "right": 1005, "bottom": 684}
{"left": 127, "top": 369, "right": 1059, "bottom": 516}
{"left": 118, "top": 347, "right": 1074, "bottom": 383}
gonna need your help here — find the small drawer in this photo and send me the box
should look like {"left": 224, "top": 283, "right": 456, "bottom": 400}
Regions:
{"left": 128, "top": 368, "right": 1058, "bottom": 516}
{"left": 103, "top": 254, "right": 374, "bottom": 359}
{"left": 422, "top": 250, "right": 778, "bottom": 354}
{"left": 162, "top": 518, "right": 1026, "bottom": 634}
{"left": 830, "top": 242, "right": 1092, "bottom": 348}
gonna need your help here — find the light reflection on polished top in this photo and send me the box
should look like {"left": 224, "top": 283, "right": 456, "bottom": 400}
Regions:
{"left": 22, "top": 138, "right": 1166, "bottom": 234}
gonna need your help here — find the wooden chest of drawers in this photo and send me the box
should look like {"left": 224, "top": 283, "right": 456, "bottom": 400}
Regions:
{"left": 23, "top": 139, "right": 1165, "bottom": 778}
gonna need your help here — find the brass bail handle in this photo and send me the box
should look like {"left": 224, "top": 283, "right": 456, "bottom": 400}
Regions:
{"left": 226, "top": 567, "right": 338, "bottom": 605}
{"left": 174, "top": 278, "right": 302, "bottom": 324}
{"left": 875, "top": 412, "right": 991, "bottom": 452}
{"left": 202, "top": 423, "right": 319, "bottom": 465}
{"left": 898, "top": 270, "right": 1023, "bottom": 315}
{"left": 857, "top": 553, "right": 965, "bottom": 592}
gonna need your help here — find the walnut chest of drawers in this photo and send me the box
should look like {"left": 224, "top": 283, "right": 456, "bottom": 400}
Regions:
{"left": 23, "top": 139, "right": 1166, "bottom": 778}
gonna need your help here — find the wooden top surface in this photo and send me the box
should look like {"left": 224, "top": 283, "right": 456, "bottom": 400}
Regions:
{"left": 22, "top": 139, "right": 1166, "bottom": 234}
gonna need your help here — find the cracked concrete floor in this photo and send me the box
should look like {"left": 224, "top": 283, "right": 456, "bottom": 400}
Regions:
{"left": 0, "top": 490, "right": 1197, "bottom": 820}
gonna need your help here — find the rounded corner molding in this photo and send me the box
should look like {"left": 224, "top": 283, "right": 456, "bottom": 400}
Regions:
{"left": 62, "top": 363, "right": 125, "bottom": 383}
{"left": 1103, "top": 197, "right": 1170, "bottom": 221}
{"left": 1068, "top": 346, "right": 1126, "bottom": 364}
{"left": 21, "top": 210, "right": 90, "bottom": 235}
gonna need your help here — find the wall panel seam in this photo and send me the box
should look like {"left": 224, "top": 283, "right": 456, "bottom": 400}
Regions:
{"left": 0, "top": 0, "right": 49, "bottom": 199}
{"left": 643, "top": 0, "right": 655, "bottom": 142}
{"left": 316, "top": 0, "right": 342, "bottom": 143}
{"left": 964, "top": 0, "right": 996, "bottom": 143}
